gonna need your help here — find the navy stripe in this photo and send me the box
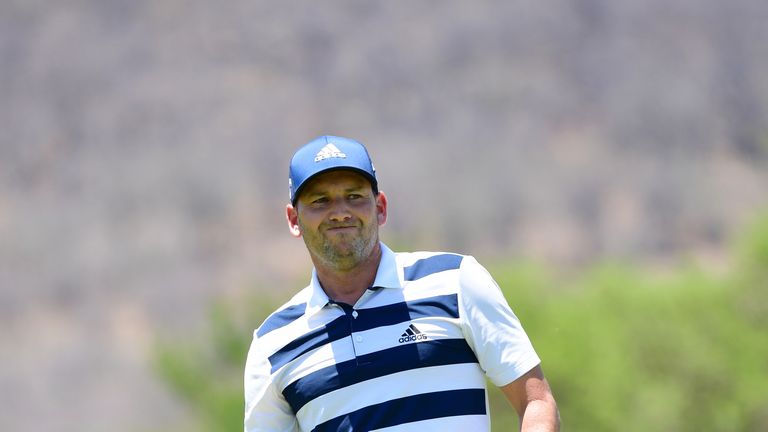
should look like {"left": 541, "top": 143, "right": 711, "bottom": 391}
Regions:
{"left": 403, "top": 254, "right": 464, "bottom": 281}
{"left": 353, "top": 294, "right": 459, "bottom": 332}
{"left": 257, "top": 303, "right": 306, "bottom": 337}
{"left": 311, "top": 388, "right": 486, "bottom": 432}
{"left": 268, "top": 315, "right": 350, "bottom": 373}
{"left": 408, "top": 293, "right": 459, "bottom": 319}
{"left": 283, "top": 339, "right": 478, "bottom": 413}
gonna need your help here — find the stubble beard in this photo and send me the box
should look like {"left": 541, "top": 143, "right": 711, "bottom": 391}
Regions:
{"left": 300, "top": 219, "right": 378, "bottom": 272}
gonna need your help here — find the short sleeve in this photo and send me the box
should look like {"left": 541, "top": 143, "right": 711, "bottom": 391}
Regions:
{"left": 244, "top": 332, "right": 299, "bottom": 432}
{"left": 457, "top": 256, "right": 541, "bottom": 387}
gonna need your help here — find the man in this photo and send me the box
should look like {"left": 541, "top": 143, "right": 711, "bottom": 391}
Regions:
{"left": 244, "top": 135, "right": 560, "bottom": 431}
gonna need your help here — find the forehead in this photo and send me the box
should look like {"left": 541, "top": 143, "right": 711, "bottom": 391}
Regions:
{"left": 301, "top": 170, "right": 372, "bottom": 195}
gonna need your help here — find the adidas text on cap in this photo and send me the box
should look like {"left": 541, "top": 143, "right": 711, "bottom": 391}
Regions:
{"left": 289, "top": 136, "right": 378, "bottom": 205}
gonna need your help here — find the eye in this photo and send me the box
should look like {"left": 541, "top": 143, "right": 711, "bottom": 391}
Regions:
{"left": 347, "top": 193, "right": 363, "bottom": 200}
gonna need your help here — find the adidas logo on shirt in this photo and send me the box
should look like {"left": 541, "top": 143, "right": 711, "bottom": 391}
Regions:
{"left": 314, "top": 144, "right": 347, "bottom": 162}
{"left": 398, "top": 323, "right": 429, "bottom": 344}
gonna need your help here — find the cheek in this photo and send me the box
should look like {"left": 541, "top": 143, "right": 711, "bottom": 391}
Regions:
{"left": 298, "top": 215, "right": 322, "bottom": 235}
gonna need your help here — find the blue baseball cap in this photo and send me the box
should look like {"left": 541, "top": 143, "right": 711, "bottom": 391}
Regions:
{"left": 288, "top": 135, "right": 378, "bottom": 205}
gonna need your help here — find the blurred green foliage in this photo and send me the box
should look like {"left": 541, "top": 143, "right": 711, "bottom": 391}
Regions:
{"left": 154, "top": 215, "right": 768, "bottom": 431}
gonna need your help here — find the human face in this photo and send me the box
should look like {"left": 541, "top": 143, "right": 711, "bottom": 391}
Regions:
{"left": 286, "top": 170, "right": 387, "bottom": 272}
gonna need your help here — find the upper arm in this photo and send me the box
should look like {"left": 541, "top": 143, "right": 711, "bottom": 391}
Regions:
{"left": 457, "top": 256, "right": 541, "bottom": 385}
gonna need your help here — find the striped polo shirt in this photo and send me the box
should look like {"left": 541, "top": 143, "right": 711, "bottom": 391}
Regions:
{"left": 244, "top": 243, "right": 540, "bottom": 431}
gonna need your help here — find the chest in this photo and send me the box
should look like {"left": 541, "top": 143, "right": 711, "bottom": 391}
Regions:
{"left": 273, "top": 292, "right": 480, "bottom": 415}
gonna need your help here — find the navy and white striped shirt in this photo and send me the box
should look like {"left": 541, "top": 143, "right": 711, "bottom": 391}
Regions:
{"left": 244, "top": 243, "right": 540, "bottom": 431}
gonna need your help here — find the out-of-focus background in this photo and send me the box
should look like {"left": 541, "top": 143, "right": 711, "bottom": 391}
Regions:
{"left": 2, "top": 1, "right": 767, "bottom": 431}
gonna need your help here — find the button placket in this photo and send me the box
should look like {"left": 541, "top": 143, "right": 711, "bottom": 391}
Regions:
{"left": 351, "top": 308, "right": 362, "bottom": 344}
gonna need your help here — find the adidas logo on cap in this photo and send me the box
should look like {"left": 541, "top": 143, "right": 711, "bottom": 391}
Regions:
{"left": 314, "top": 143, "right": 347, "bottom": 162}
{"left": 398, "top": 323, "right": 428, "bottom": 344}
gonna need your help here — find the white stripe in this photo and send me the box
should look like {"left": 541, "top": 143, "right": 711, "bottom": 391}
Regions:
{"left": 296, "top": 363, "right": 486, "bottom": 427}
{"left": 362, "top": 278, "right": 460, "bottom": 310}
{"left": 371, "top": 415, "right": 490, "bottom": 431}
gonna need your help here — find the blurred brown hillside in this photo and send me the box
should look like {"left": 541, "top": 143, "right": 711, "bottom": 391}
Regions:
{"left": 1, "top": 1, "right": 767, "bottom": 431}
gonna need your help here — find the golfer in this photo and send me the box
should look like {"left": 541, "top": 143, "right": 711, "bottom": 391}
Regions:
{"left": 244, "top": 135, "right": 560, "bottom": 431}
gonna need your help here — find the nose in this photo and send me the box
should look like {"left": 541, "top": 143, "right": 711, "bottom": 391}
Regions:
{"left": 328, "top": 199, "right": 352, "bottom": 222}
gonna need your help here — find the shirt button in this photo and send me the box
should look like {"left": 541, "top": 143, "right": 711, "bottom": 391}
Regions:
{"left": 355, "top": 335, "right": 363, "bottom": 343}
{"left": 352, "top": 310, "right": 359, "bottom": 319}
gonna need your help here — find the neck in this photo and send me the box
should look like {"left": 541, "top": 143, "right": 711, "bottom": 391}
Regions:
{"left": 314, "top": 242, "right": 382, "bottom": 305}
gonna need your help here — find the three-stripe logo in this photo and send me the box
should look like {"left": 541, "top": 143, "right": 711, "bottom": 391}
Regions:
{"left": 398, "top": 323, "right": 428, "bottom": 344}
{"left": 314, "top": 144, "right": 347, "bottom": 162}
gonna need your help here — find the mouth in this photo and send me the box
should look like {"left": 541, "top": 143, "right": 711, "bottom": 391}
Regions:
{"left": 327, "top": 226, "right": 356, "bottom": 231}
{"left": 325, "top": 225, "right": 358, "bottom": 234}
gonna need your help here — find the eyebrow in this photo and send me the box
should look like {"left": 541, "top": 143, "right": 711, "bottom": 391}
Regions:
{"left": 303, "top": 183, "right": 369, "bottom": 199}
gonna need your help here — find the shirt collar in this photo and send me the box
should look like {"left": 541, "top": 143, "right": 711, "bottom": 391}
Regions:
{"left": 305, "top": 242, "right": 402, "bottom": 318}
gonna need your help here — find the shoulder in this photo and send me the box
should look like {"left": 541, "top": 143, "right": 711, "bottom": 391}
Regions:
{"left": 395, "top": 250, "right": 499, "bottom": 297}
{"left": 394, "top": 250, "right": 469, "bottom": 281}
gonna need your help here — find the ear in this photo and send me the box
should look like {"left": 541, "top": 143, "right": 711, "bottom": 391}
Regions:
{"left": 375, "top": 191, "right": 388, "bottom": 226}
{"left": 286, "top": 204, "right": 301, "bottom": 237}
